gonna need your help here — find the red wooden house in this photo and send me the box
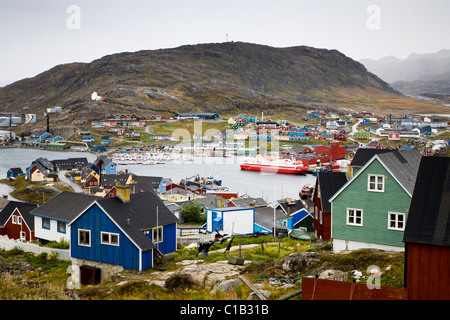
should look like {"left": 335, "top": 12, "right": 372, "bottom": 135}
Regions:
{"left": 312, "top": 171, "right": 347, "bottom": 241}
{"left": 84, "top": 175, "right": 99, "bottom": 188}
{"left": 0, "top": 201, "right": 37, "bottom": 242}
{"left": 403, "top": 156, "right": 450, "bottom": 300}
{"left": 314, "top": 142, "right": 346, "bottom": 161}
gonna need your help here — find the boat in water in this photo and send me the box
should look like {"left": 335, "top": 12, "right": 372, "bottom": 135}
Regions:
{"left": 240, "top": 156, "right": 308, "bottom": 174}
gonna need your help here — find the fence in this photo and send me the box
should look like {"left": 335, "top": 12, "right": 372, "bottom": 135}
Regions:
{"left": 177, "top": 227, "right": 207, "bottom": 237}
{"left": 0, "top": 235, "right": 70, "bottom": 261}
{"left": 301, "top": 276, "right": 408, "bottom": 300}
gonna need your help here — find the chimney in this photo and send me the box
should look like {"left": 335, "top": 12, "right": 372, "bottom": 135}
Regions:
{"left": 115, "top": 179, "right": 135, "bottom": 204}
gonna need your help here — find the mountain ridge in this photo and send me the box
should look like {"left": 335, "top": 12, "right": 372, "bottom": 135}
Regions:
{"left": 0, "top": 42, "right": 446, "bottom": 132}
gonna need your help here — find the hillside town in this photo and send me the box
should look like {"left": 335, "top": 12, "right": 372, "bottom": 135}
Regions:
{"left": 0, "top": 108, "right": 449, "bottom": 301}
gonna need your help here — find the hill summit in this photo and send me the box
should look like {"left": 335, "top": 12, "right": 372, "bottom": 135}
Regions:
{"left": 0, "top": 42, "right": 445, "bottom": 130}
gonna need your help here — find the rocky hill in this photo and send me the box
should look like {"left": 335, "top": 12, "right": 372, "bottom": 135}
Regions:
{"left": 0, "top": 42, "right": 446, "bottom": 132}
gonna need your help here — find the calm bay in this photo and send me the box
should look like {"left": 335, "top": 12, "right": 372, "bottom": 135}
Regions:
{"left": 0, "top": 148, "right": 316, "bottom": 203}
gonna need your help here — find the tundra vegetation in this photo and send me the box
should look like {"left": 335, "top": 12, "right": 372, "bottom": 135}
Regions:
{"left": 0, "top": 235, "right": 405, "bottom": 300}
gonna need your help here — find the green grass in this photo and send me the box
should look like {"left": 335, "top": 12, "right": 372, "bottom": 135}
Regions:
{"left": 0, "top": 248, "right": 72, "bottom": 300}
{"left": 0, "top": 176, "right": 73, "bottom": 204}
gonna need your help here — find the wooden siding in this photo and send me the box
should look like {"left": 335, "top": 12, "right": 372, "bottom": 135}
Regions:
{"left": 406, "top": 243, "right": 450, "bottom": 300}
{"left": 155, "top": 223, "right": 177, "bottom": 255}
{"left": 70, "top": 204, "right": 143, "bottom": 271}
{"left": 302, "top": 277, "right": 408, "bottom": 300}
{"left": 2, "top": 209, "right": 34, "bottom": 242}
{"left": 332, "top": 159, "right": 411, "bottom": 248}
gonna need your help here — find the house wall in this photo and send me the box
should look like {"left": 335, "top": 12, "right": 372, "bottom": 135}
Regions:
{"left": 406, "top": 243, "right": 450, "bottom": 300}
{"left": 34, "top": 216, "right": 70, "bottom": 243}
{"left": 331, "top": 159, "right": 411, "bottom": 250}
{"left": 152, "top": 223, "right": 177, "bottom": 255}
{"left": 70, "top": 204, "right": 144, "bottom": 271}
{"left": 207, "top": 208, "right": 254, "bottom": 235}
{"left": 29, "top": 166, "right": 46, "bottom": 182}
{"left": 313, "top": 187, "right": 324, "bottom": 240}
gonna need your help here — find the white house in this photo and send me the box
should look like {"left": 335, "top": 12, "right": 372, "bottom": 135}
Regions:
{"left": 30, "top": 191, "right": 97, "bottom": 244}
{"left": 206, "top": 207, "right": 254, "bottom": 236}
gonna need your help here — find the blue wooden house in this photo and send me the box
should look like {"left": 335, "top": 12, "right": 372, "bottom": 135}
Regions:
{"left": 101, "top": 136, "right": 111, "bottom": 144}
{"left": 276, "top": 199, "right": 314, "bottom": 232}
{"left": 82, "top": 136, "right": 95, "bottom": 142}
{"left": 7, "top": 167, "right": 24, "bottom": 179}
{"left": 92, "top": 155, "right": 117, "bottom": 175}
{"left": 69, "top": 186, "right": 179, "bottom": 272}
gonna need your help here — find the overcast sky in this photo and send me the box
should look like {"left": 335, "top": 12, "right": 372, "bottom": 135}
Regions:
{"left": 0, "top": 0, "right": 449, "bottom": 86}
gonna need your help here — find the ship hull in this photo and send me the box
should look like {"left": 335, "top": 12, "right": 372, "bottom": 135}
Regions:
{"left": 240, "top": 163, "right": 307, "bottom": 174}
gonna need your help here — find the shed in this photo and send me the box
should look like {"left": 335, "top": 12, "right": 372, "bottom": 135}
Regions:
{"left": 206, "top": 207, "right": 254, "bottom": 236}
{"left": 6, "top": 167, "right": 24, "bottom": 179}
{"left": 403, "top": 156, "right": 450, "bottom": 300}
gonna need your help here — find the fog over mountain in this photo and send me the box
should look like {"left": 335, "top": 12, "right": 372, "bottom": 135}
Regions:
{"left": 360, "top": 49, "right": 450, "bottom": 101}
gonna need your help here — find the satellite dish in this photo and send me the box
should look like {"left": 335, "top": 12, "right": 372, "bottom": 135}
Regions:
{"left": 91, "top": 92, "right": 98, "bottom": 101}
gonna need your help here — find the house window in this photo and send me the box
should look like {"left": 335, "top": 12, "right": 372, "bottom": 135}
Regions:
{"left": 153, "top": 226, "right": 163, "bottom": 243}
{"left": 101, "top": 232, "right": 119, "bottom": 246}
{"left": 388, "top": 212, "right": 405, "bottom": 231}
{"left": 78, "top": 229, "right": 91, "bottom": 247}
{"left": 347, "top": 208, "right": 363, "bottom": 226}
{"left": 368, "top": 175, "right": 384, "bottom": 192}
{"left": 42, "top": 218, "right": 51, "bottom": 230}
{"left": 12, "top": 216, "right": 22, "bottom": 225}
{"left": 57, "top": 221, "right": 66, "bottom": 234}
{"left": 20, "top": 231, "right": 26, "bottom": 241}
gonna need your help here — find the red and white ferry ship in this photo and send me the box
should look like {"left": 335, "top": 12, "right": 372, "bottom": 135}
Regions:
{"left": 240, "top": 156, "right": 308, "bottom": 174}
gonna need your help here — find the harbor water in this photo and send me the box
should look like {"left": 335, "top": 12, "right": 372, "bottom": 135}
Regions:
{"left": 0, "top": 148, "right": 317, "bottom": 203}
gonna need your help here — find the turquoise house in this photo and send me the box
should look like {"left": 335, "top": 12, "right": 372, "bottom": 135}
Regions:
{"left": 329, "top": 149, "right": 421, "bottom": 252}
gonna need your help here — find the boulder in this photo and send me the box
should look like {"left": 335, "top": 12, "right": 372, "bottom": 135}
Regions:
{"left": 247, "top": 290, "right": 272, "bottom": 300}
{"left": 277, "top": 252, "right": 322, "bottom": 273}
{"left": 319, "top": 269, "right": 348, "bottom": 281}
{"left": 210, "top": 279, "right": 243, "bottom": 295}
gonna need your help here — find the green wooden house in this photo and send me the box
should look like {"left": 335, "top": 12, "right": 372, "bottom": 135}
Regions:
{"left": 329, "top": 148, "right": 421, "bottom": 252}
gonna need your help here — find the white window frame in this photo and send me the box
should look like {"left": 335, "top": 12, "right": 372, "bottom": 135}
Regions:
{"left": 152, "top": 226, "right": 163, "bottom": 244}
{"left": 100, "top": 231, "right": 120, "bottom": 246}
{"left": 347, "top": 208, "right": 363, "bottom": 226}
{"left": 20, "top": 231, "right": 26, "bottom": 241}
{"left": 388, "top": 212, "right": 406, "bottom": 231}
{"left": 12, "top": 215, "right": 22, "bottom": 225}
{"left": 78, "top": 229, "right": 91, "bottom": 247}
{"left": 368, "top": 174, "right": 385, "bottom": 192}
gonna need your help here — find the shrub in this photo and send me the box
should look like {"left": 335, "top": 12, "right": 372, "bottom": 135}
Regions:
{"left": 165, "top": 273, "right": 199, "bottom": 292}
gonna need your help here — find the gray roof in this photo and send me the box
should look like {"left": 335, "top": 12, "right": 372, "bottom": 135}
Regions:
{"left": 95, "top": 191, "right": 179, "bottom": 251}
{"left": 0, "top": 200, "right": 37, "bottom": 230}
{"left": 229, "top": 197, "right": 267, "bottom": 208}
{"left": 316, "top": 172, "right": 347, "bottom": 212}
{"left": 30, "top": 191, "right": 97, "bottom": 222}
{"left": 403, "top": 156, "right": 450, "bottom": 246}
{"left": 330, "top": 148, "right": 422, "bottom": 202}
{"left": 254, "top": 206, "right": 291, "bottom": 231}
{"left": 377, "top": 148, "right": 422, "bottom": 195}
